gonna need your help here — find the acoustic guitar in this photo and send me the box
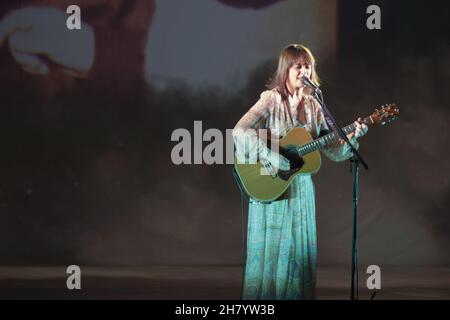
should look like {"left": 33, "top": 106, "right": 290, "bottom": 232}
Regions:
{"left": 234, "top": 104, "right": 399, "bottom": 202}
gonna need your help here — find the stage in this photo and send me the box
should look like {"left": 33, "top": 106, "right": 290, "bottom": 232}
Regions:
{"left": 0, "top": 266, "right": 448, "bottom": 300}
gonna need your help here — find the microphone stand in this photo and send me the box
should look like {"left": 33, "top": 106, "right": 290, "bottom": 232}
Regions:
{"left": 310, "top": 88, "right": 368, "bottom": 300}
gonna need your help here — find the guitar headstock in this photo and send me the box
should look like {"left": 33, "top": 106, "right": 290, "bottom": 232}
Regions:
{"left": 370, "top": 103, "right": 400, "bottom": 126}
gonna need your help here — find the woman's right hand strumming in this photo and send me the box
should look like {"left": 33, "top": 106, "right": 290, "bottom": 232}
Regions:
{"left": 265, "top": 149, "right": 291, "bottom": 173}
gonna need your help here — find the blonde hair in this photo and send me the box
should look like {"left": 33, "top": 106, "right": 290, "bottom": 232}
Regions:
{"left": 267, "top": 44, "right": 320, "bottom": 102}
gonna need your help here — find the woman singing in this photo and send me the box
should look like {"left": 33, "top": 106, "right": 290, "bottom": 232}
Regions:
{"left": 232, "top": 44, "right": 368, "bottom": 299}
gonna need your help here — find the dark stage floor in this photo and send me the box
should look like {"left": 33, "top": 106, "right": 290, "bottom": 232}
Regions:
{"left": 0, "top": 266, "right": 449, "bottom": 300}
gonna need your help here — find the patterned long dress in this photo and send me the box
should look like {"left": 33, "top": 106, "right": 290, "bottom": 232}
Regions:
{"left": 232, "top": 88, "right": 358, "bottom": 300}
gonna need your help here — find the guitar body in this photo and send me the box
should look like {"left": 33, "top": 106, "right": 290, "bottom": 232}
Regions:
{"left": 234, "top": 126, "right": 321, "bottom": 202}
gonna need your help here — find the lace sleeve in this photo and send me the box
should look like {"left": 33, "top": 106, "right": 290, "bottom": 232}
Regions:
{"left": 232, "top": 90, "right": 276, "bottom": 164}
{"left": 321, "top": 138, "right": 359, "bottom": 162}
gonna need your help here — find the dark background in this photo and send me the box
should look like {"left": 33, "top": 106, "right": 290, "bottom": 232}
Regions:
{"left": 0, "top": 0, "right": 449, "bottom": 273}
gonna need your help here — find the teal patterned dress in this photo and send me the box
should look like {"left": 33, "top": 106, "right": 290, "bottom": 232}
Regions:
{"left": 233, "top": 88, "right": 358, "bottom": 299}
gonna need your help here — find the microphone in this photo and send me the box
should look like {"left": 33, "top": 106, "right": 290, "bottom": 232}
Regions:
{"left": 301, "top": 76, "right": 321, "bottom": 93}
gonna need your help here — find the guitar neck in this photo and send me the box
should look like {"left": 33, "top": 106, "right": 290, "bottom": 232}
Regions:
{"left": 296, "top": 116, "right": 373, "bottom": 156}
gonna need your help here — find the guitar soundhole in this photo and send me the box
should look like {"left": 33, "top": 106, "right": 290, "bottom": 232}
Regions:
{"left": 277, "top": 167, "right": 300, "bottom": 181}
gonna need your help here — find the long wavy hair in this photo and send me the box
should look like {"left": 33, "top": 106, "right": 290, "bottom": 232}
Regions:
{"left": 267, "top": 44, "right": 320, "bottom": 103}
